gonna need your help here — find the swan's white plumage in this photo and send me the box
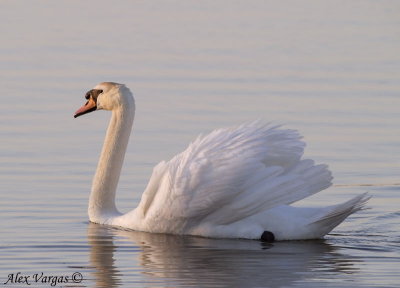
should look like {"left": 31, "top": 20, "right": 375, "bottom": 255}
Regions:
{"left": 76, "top": 82, "right": 370, "bottom": 241}
{"left": 137, "top": 123, "right": 332, "bottom": 232}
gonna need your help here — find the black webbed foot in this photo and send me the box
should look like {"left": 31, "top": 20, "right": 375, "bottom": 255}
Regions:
{"left": 260, "top": 231, "right": 275, "bottom": 242}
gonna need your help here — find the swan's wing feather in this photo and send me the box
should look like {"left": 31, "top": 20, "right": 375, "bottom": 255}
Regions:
{"left": 138, "top": 122, "right": 332, "bottom": 232}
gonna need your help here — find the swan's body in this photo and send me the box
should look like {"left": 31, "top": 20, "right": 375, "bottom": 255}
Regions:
{"left": 74, "top": 82, "right": 370, "bottom": 241}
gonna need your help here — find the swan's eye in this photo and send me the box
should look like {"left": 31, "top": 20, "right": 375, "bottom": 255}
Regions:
{"left": 99, "top": 90, "right": 103, "bottom": 94}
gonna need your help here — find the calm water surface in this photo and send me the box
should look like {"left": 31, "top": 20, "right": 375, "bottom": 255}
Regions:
{"left": 1, "top": 1, "right": 399, "bottom": 287}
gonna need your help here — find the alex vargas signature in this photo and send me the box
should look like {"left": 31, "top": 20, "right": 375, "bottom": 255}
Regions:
{"left": 4, "top": 272, "right": 83, "bottom": 286}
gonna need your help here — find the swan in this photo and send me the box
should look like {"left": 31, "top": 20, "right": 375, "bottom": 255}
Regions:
{"left": 74, "top": 82, "right": 370, "bottom": 241}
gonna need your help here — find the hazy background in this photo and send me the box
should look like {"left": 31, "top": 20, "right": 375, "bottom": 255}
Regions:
{"left": 1, "top": 1, "right": 399, "bottom": 287}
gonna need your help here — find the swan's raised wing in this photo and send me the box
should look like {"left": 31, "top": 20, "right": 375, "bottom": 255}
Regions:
{"left": 136, "top": 122, "right": 332, "bottom": 233}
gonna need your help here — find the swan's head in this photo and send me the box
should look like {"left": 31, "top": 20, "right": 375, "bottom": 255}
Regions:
{"left": 74, "top": 82, "right": 134, "bottom": 118}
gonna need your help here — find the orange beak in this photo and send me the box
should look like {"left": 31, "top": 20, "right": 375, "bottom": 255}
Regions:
{"left": 74, "top": 98, "right": 97, "bottom": 118}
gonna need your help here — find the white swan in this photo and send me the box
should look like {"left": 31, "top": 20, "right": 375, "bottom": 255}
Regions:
{"left": 74, "top": 82, "right": 370, "bottom": 241}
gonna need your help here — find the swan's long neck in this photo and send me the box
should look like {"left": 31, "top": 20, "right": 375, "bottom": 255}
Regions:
{"left": 88, "top": 88, "right": 135, "bottom": 223}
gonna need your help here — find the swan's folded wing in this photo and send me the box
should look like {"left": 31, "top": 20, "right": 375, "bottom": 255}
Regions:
{"left": 137, "top": 122, "right": 332, "bottom": 232}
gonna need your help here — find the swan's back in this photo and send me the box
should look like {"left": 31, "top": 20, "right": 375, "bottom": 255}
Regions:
{"left": 133, "top": 122, "right": 333, "bottom": 237}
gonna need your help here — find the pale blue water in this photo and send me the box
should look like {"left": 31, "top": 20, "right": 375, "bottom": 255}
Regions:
{"left": 1, "top": 1, "right": 399, "bottom": 287}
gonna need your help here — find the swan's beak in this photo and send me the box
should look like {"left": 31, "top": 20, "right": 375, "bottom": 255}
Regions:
{"left": 74, "top": 98, "right": 97, "bottom": 118}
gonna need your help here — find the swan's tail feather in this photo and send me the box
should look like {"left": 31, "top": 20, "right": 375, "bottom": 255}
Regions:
{"left": 308, "top": 192, "right": 371, "bottom": 234}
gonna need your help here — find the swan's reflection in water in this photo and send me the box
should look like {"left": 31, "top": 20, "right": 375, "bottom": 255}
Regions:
{"left": 87, "top": 223, "right": 360, "bottom": 287}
